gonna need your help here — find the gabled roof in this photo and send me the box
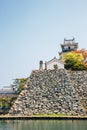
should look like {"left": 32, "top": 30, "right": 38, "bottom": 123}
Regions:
{"left": 60, "top": 38, "right": 78, "bottom": 48}
{"left": 45, "top": 57, "right": 64, "bottom": 65}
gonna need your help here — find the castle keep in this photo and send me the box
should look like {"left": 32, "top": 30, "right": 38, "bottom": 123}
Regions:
{"left": 60, "top": 38, "right": 78, "bottom": 53}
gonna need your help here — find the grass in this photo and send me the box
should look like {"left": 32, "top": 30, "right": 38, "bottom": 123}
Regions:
{"left": 33, "top": 113, "right": 70, "bottom": 117}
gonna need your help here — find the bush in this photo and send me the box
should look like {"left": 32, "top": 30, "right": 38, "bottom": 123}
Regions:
{"left": 54, "top": 64, "right": 58, "bottom": 70}
{"left": 64, "top": 51, "right": 86, "bottom": 70}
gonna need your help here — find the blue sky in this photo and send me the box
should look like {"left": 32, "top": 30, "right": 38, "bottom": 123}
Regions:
{"left": 0, "top": 0, "right": 87, "bottom": 87}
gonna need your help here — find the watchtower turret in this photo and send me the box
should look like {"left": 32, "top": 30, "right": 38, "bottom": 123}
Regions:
{"left": 60, "top": 38, "right": 78, "bottom": 53}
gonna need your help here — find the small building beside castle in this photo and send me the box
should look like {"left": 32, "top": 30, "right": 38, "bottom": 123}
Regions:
{"left": 45, "top": 57, "right": 64, "bottom": 70}
{"left": 39, "top": 57, "right": 64, "bottom": 70}
{"left": 39, "top": 38, "right": 78, "bottom": 71}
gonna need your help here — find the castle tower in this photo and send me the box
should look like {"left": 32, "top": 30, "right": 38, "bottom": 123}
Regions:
{"left": 60, "top": 38, "right": 78, "bottom": 53}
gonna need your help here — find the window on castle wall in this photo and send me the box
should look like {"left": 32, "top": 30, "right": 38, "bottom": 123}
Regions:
{"left": 68, "top": 46, "right": 70, "bottom": 50}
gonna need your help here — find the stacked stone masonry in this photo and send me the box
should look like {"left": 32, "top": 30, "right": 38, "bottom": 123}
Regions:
{"left": 9, "top": 69, "right": 87, "bottom": 116}
{"left": 67, "top": 70, "right": 87, "bottom": 111}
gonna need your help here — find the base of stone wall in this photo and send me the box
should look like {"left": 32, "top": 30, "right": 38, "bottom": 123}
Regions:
{"left": 0, "top": 115, "right": 87, "bottom": 120}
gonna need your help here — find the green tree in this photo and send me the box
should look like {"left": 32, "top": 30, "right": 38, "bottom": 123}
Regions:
{"left": 63, "top": 52, "right": 86, "bottom": 70}
{"left": 11, "top": 78, "right": 28, "bottom": 94}
{"left": 73, "top": 62, "right": 86, "bottom": 70}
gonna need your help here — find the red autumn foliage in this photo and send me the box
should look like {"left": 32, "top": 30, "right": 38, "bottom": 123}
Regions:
{"left": 74, "top": 49, "right": 87, "bottom": 60}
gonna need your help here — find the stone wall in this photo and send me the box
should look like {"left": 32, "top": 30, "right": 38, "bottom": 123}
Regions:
{"left": 9, "top": 69, "right": 87, "bottom": 116}
{"left": 67, "top": 70, "right": 87, "bottom": 111}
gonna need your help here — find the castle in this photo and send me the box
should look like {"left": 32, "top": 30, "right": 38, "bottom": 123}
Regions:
{"left": 9, "top": 38, "right": 87, "bottom": 116}
{"left": 39, "top": 38, "right": 78, "bottom": 70}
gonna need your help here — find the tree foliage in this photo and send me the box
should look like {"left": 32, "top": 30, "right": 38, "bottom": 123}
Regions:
{"left": 63, "top": 51, "right": 87, "bottom": 70}
{"left": 0, "top": 96, "right": 17, "bottom": 114}
{"left": 11, "top": 78, "right": 28, "bottom": 94}
{"left": 74, "top": 49, "right": 87, "bottom": 59}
